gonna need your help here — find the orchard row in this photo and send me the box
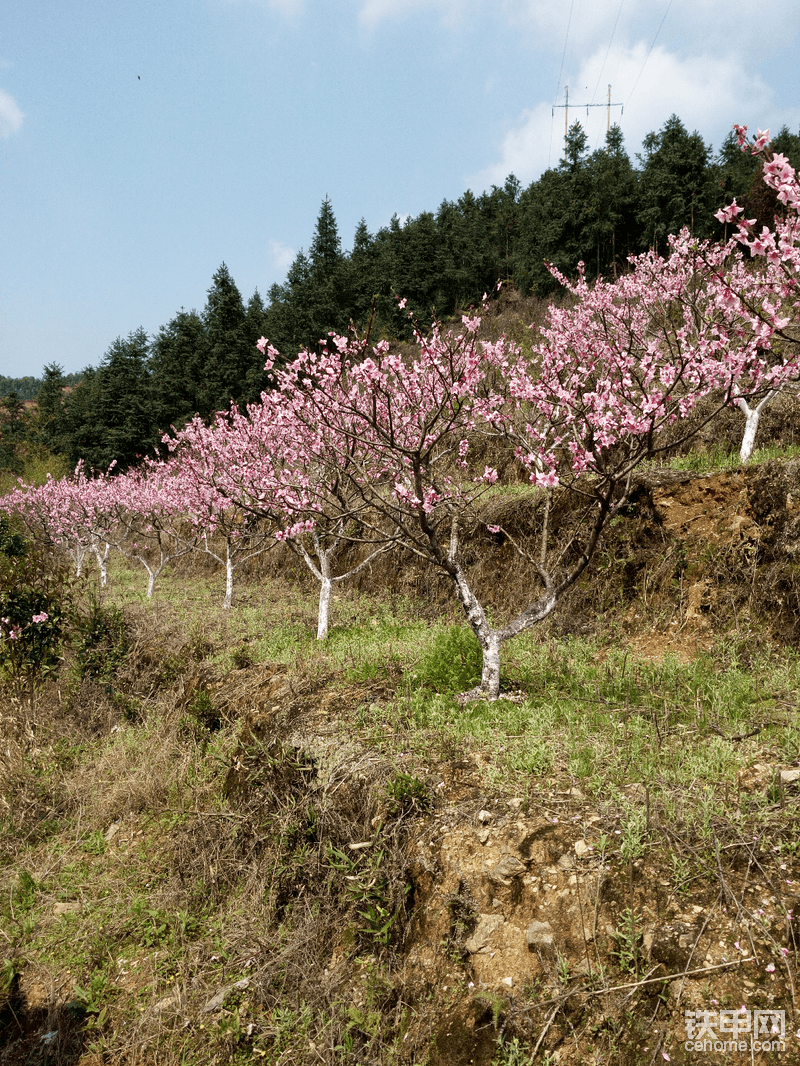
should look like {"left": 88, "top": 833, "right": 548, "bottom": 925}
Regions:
{"left": 4, "top": 127, "right": 800, "bottom": 700}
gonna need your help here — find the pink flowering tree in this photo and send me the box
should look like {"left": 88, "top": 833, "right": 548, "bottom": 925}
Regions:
{"left": 0, "top": 464, "right": 120, "bottom": 586}
{"left": 1, "top": 475, "right": 91, "bottom": 577}
{"left": 108, "top": 464, "right": 201, "bottom": 598}
{"left": 263, "top": 261, "right": 789, "bottom": 698}
{"left": 161, "top": 414, "right": 280, "bottom": 609}
{"left": 710, "top": 125, "right": 800, "bottom": 460}
{"left": 196, "top": 371, "right": 394, "bottom": 639}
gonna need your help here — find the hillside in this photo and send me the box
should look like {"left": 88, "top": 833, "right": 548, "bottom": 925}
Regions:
{"left": 1, "top": 455, "right": 799, "bottom": 1065}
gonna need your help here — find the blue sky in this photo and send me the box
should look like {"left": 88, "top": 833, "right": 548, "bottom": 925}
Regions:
{"left": 3, "top": 0, "right": 799, "bottom": 378}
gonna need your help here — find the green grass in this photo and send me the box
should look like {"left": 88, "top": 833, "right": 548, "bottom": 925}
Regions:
{"left": 4, "top": 538, "right": 798, "bottom": 1065}
{"left": 649, "top": 441, "right": 800, "bottom": 475}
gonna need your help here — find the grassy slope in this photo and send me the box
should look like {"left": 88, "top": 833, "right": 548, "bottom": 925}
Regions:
{"left": 2, "top": 459, "right": 800, "bottom": 1065}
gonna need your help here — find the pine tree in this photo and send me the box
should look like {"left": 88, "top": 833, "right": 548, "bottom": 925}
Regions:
{"left": 0, "top": 391, "right": 32, "bottom": 474}
{"left": 307, "top": 197, "right": 347, "bottom": 342}
{"left": 36, "top": 363, "right": 69, "bottom": 453}
{"left": 150, "top": 309, "right": 209, "bottom": 426}
{"left": 203, "top": 263, "right": 250, "bottom": 413}
{"left": 637, "top": 115, "right": 715, "bottom": 252}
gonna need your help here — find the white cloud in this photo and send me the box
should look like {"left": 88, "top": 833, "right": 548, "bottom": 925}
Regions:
{"left": 0, "top": 89, "right": 23, "bottom": 139}
{"left": 470, "top": 41, "right": 775, "bottom": 189}
{"left": 498, "top": 0, "right": 800, "bottom": 53}
{"left": 269, "top": 239, "right": 295, "bottom": 274}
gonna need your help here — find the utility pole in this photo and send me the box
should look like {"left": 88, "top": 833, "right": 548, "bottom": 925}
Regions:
{"left": 553, "top": 85, "right": 623, "bottom": 162}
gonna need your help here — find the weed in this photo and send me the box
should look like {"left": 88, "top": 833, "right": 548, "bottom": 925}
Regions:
{"left": 82, "top": 829, "right": 107, "bottom": 855}
{"left": 619, "top": 804, "right": 648, "bottom": 863}
{"left": 12, "top": 868, "right": 37, "bottom": 912}
{"left": 385, "top": 772, "right": 430, "bottom": 817}
{"left": 415, "top": 624, "right": 482, "bottom": 693}
{"left": 613, "top": 908, "right": 643, "bottom": 976}
{"left": 187, "top": 687, "right": 222, "bottom": 732}
{"left": 493, "top": 1035, "right": 531, "bottom": 1066}
{"left": 75, "top": 597, "right": 128, "bottom": 685}
{"left": 0, "top": 956, "right": 23, "bottom": 994}
{"left": 73, "top": 969, "right": 110, "bottom": 1016}
{"left": 230, "top": 644, "right": 254, "bottom": 670}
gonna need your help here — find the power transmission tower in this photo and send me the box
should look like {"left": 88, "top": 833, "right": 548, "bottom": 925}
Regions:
{"left": 552, "top": 85, "right": 623, "bottom": 163}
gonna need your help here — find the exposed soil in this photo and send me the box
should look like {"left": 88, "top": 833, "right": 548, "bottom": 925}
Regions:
{"left": 2, "top": 462, "right": 800, "bottom": 1065}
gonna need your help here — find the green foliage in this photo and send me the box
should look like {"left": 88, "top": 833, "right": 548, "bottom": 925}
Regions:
{"left": 75, "top": 597, "right": 128, "bottom": 685}
{"left": 0, "top": 391, "right": 34, "bottom": 474}
{"left": 385, "top": 772, "right": 430, "bottom": 818}
{"left": 0, "top": 537, "right": 73, "bottom": 702}
{"left": 637, "top": 114, "right": 716, "bottom": 253}
{"left": 13, "top": 869, "right": 37, "bottom": 913}
{"left": 0, "top": 956, "right": 23, "bottom": 996}
{"left": 0, "top": 515, "right": 26, "bottom": 557}
{"left": 493, "top": 1035, "right": 531, "bottom": 1066}
{"left": 324, "top": 843, "right": 405, "bottom": 947}
{"left": 613, "top": 908, "right": 643, "bottom": 975}
{"left": 415, "top": 624, "right": 482, "bottom": 693}
{"left": 72, "top": 970, "right": 110, "bottom": 1016}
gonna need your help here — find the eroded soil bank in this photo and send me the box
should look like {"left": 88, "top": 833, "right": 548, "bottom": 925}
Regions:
{"left": 2, "top": 463, "right": 800, "bottom": 1065}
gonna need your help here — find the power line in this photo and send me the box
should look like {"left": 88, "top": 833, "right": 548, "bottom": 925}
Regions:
{"left": 626, "top": 0, "right": 673, "bottom": 108}
{"left": 591, "top": 0, "right": 626, "bottom": 105}
{"left": 554, "top": 0, "right": 575, "bottom": 106}
{"left": 553, "top": 86, "right": 623, "bottom": 163}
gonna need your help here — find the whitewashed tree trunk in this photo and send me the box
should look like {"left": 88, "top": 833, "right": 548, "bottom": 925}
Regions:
{"left": 736, "top": 390, "right": 779, "bottom": 463}
{"left": 71, "top": 541, "right": 88, "bottom": 578}
{"left": 478, "top": 630, "right": 502, "bottom": 700}
{"left": 92, "top": 538, "right": 110, "bottom": 587}
{"left": 223, "top": 544, "right": 234, "bottom": 610}
{"left": 317, "top": 567, "right": 333, "bottom": 641}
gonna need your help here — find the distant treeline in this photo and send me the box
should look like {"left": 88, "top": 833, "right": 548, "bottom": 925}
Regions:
{"left": 5, "top": 115, "right": 800, "bottom": 475}
{"left": 0, "top": 373, "right": 83, "bottom": 402}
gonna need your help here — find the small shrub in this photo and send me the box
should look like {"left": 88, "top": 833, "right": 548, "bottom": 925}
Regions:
{"left": 187, "top": 688, "right": 221, "bottom": 732}
{"left": 416, "top": 625, "right": 482, "bottom": 693}
{"left": 75, "top": 598, "right": 128, "bottom": 685}
{"left": 385, "top": 773, "right": 430, "bottom": 817}
{"left": 0, "top": 536, "right": 73, "bottom": 703}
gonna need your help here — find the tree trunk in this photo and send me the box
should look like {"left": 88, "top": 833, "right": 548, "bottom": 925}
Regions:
{"left": 737, "top": 391, "right": 778, "bottom": 464}
{"left": 317, "top": 564, "right": 333, "bottom": 640}
{"left": 93, "top": 540, "right": 110, "bottom": 587}
{"left": 738, "top": 399, "right": 761, "bottom": 464}
{"left": 223, "top": 544, "right": 234, "bottom": 610}
{"left": 478, "top": 630, "right": 502, "bottom": 700}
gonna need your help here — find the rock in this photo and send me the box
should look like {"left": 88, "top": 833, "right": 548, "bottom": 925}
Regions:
{"left": 202, "top": 978, "right": 249, "bottom": 1014}
{"left": 526, "top": 920, "right": 554, "bottom": 950}
{"left": 476, "top": 829, "right": 490, "bottom": 845}
{"left": 477, "top": 810, "right": 493, "bottom": 823}
{"left": 502, "top": 976, "right": 513, "bottom": 987}
{"left": 574, "top": 839, "right": 590, "bottom": 858}
{"left": 647, "top": 922, "right": 697, "bottom": 970}
{"left": 53, "top": 901, "right": 80, "bottom": 916}
{"left": 488, "top": 850, "right": 527, "bottom": 884}
{"left": 780, "top": 767, "right": 800, "bottom": 785}
{"left": 465, "top": 914, "right": 504, "bottom": 954}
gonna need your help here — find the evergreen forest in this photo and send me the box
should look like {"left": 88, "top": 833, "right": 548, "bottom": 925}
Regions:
{"left": 5, "top": 115, "right": 800, "bottom": 475}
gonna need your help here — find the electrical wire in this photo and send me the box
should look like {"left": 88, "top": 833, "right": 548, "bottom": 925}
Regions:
{"left": 591, "top": 0, "right": 626, "bottom": 105}
{"left": 626, "top": 0, "right": 673, "bottom": 108}
{"left": 554, "top": 0, "right": 575, "bottom": 106}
